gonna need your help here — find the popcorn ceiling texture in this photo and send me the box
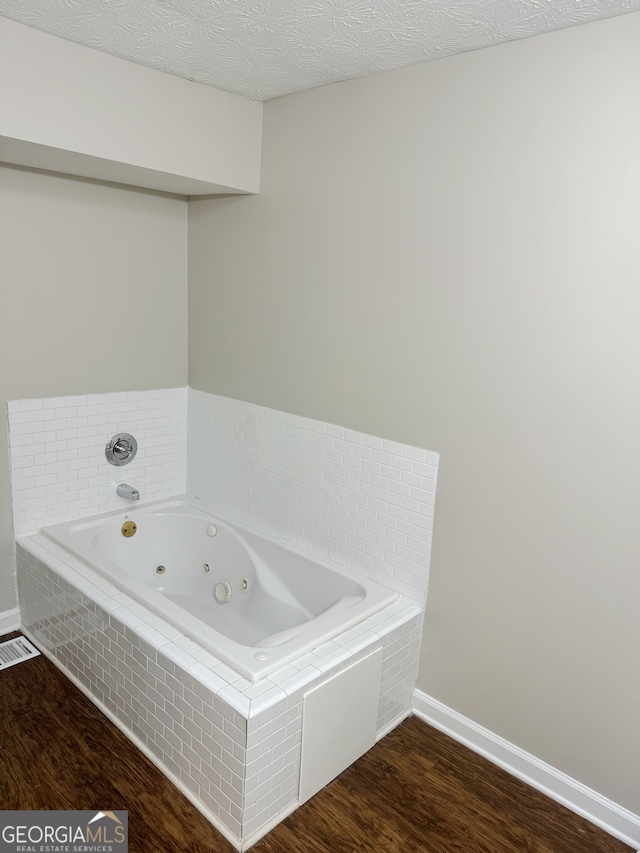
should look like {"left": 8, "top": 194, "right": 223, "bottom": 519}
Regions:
{"left": 0, "top": 0, "right": 638, "bottom": 99}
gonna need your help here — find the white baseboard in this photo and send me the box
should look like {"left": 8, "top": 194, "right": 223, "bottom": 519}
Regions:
{"left": 0, "top": 607, "right": 20, "bottom": 635}
{"left": 413, "top": 690, "right": 640, "bottom": 851}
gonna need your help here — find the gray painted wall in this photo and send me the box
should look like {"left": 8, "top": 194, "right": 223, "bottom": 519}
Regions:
{"left": 188, "top": 14, "right": 640, "bottom": 811}
{"left": 0, "top": 166, "right": 188, "bottom": 610}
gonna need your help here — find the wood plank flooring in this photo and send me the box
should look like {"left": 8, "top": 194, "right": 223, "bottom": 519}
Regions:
{"left": 0, "top": 633, "right": 632, "bottom": 853}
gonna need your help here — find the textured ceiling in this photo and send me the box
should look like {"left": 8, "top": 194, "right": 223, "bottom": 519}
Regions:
{"left": 1, "top": 0, "right": 639, "bottom": 100}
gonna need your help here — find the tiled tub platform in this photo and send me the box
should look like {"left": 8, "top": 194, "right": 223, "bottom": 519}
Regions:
{"left": 17, "top": 535, "right": 423, "bottom": 851}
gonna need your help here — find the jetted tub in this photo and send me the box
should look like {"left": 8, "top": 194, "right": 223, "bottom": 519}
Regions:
{"left": 41, "top": 496, "right": 397, "bottom": 682}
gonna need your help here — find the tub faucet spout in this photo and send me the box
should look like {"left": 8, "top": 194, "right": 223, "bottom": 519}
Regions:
{"left": 117, "top": 483, "right": 140, "bottom": 501}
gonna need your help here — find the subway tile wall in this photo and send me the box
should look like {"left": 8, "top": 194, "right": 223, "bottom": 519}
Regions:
{"left": 17, "top": 535, "right": 423, "bottom": 848}
{"left": 9, "top": 387, "right": 433, "bottom": 845}
{"left": 8, "top": 387, "right": 438, "bottom": 606}
{"left": 16, "top": 538, "right": 246, "bottom": 843}
{"left": 188, "top": 389, "right": 439, "bottom": 607}
{"left": 7, "top": 388, "right": 188, "bottom": 537}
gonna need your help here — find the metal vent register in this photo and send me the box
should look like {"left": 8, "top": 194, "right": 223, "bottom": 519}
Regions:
{"left": 0, "top": 636, "right": 40, "bottom": 671}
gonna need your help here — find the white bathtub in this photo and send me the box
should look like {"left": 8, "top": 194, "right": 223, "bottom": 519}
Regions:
{"left": 41, "top": 496, "right": 397, "bottom": 682}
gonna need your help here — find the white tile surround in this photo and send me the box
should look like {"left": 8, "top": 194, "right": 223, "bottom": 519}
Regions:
{"left": 7, "top": 388, "right": 188, "bottom": 537}
{"left": 189, "top": 389, "right": 438, "bottom": 607}
{"left": 8, "top": 387, "right": 437, "bottom": 849}
{"left": 8, "top": 387, "right": 439, "bottom": 606}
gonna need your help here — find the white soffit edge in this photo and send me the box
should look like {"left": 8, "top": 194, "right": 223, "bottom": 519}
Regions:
{"left": 0, "top": 0, "right": 639, "bottom": 101}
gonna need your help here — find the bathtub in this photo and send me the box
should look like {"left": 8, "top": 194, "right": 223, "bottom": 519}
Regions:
{"left": 41, "top": 496, "right": 397, "bottom": 682}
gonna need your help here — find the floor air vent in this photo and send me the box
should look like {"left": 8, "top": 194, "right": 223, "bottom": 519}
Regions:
{"left": 0, "top": 636, "right": 40, "bottom": 671}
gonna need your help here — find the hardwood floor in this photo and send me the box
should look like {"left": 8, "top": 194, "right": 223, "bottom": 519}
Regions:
{"left": 0, "top": 634, "right": 632, "bottom": 853}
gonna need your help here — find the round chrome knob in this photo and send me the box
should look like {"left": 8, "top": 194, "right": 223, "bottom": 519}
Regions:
{"left": 105, "top": 433, "right": 138, "bottom": 466}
